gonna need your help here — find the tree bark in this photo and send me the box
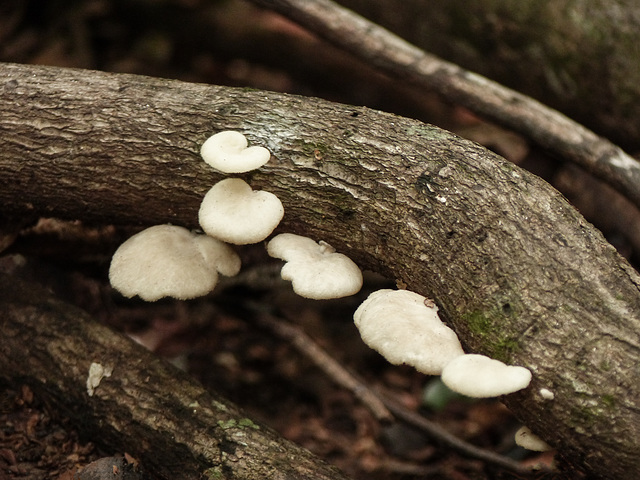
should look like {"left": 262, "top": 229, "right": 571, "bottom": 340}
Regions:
{"left": 337, "top": 0, "right": 640, "bottom": 151}
{"left": 0, "top": 272, "right": 350, "bottom": 480}
{"left": 1, "top": 62, "right": 639, "bottom": 478}
{"left": 250, "top": 0, "right": 640, "bottom": 217}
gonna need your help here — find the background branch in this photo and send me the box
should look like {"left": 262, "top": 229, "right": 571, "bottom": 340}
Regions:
{"left": 249, "top": 0, "right": 640, "bottom": 209}
{"left": 335, "top": 0, "right": 640, "bottom": 152}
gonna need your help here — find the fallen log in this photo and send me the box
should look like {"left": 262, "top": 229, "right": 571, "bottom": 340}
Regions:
{"left": 1, "top": 62, "right": 639, "bottom": 478}
{"left": 0, "top": 272, "right": 351, "bottom": 480}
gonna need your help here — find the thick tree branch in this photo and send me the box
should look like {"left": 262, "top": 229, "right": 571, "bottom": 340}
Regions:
{"left": 1, "top": 62, "right": 640, "bottom": 478}
{"left": 336, "top": 0, "right": 640, "bottom": 151}
{"left": 0, "top": 272, "right": 350, "bottom": 480}
{"left": 248, "top": 0, "right": 640, "bottom": 210}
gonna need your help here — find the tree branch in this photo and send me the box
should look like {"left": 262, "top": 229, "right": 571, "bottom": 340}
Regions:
{"left": 0, "top": 272, "right": 351, "bottom": 480}
{"left": 335, "top": 0, "right": 640, "bottom": 151}
{"left": 1, "top": 62, "right": 639, "bottom": 478}
{"left": 248, "top": 0, "right": 640, "bottom": 210}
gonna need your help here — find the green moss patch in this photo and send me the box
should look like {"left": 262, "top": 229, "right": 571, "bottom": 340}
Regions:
{"left": 217, "top": 418, "right": 260, "bottom": 431}
{"left": 462, "top": 300, "right": 522, "bottom": 362}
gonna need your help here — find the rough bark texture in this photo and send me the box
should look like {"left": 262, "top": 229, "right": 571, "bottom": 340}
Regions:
{"left": 250, "top": 0, "right": 640, "bottom": 216}
{"left": 0, "top": 273, "right": 350, "bottom": 480}
{"left": 338, "top": 0, "right": 640, "bottom": 151}
{"left": 1, "top": 62, "right": 640, "bottom": 478}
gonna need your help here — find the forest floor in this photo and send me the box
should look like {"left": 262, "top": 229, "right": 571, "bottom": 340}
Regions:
{"left": 1, "top": 1, "right": 633, "bottom": 479}
{"left": 0, "top": 246, "right": 557, "bottom": 480}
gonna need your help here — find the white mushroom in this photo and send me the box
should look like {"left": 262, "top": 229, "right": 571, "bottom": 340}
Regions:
{"left": 200, "top": 131, "right": 271, "bottom": 173}
{"left": 441, "top": 354, "right": 532, "bottom": 398}
{"left": 109, "top": 224, "right": 240, "bottom": 301}
{"left": 515, "top": 426, "right": 553, "bottom": 452}
{"left": 86, "top": 362, "right": 113, "bottom": 397}
{"left": 539, "top": 388, "right": 555, "bottom": 400}
{"left": 267, "top": 233, "right": 363, "bottom": 299}
{"left": 353, "top": 289, "right": 464, "bottom": 375}
{"left": 198, "top": 178, "right": 284, "bottom": 245}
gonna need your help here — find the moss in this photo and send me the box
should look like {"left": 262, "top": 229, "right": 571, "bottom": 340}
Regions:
{"left": 238, "top": 418, "right": 260, "bottom": 430}
{"left": 217, "top": 418, "right": 260, "bottom": 431}
{"left": 569, "top": 404, "right": 603, "bottom": 430}
{"left": 211, "top": 400, "right": 229, "bottom": 413}
{"left": 569, "top": 395, "right": 616, "bottom": 430}
{"left": 203, "top": 467, "right": 224, "bottom": 480}
{"left": 601, "top": 394, "right": 616, "bottom": 409}
{"left": 217, "top": 419, "right": 237, "bottom": 430}
{"left": 494, "top": 337, "right": 521, "bottom": 358}
{"left": 600, "top": 360, "right": 612, "bottom": 372}
{"left": 295, "top": 139, "right": 330, "bottom": 159}
{"left": 462, "top": 299, "right": 522, "bottom": 362}
{"left": 465, "top": 310, "right": 493, "bottom": 337}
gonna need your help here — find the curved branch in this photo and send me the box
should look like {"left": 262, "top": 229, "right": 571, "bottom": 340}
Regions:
{"left": 248, "top": 0, "right": 640, "bottom": 210}
{"left": 1, "top": 62, "right": 639, "bottom": 478}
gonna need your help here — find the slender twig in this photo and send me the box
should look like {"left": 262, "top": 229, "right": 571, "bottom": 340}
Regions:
{"left": 255, "top": 312, "right": 393, "bottom": 422}
{"left": 254, "top": 311, "right": 549, "bottom": 477}
{"left": 249, "top": 0, "right": 640, "bottom": 210}
{"left": 378, "top": 390, "right": 551, "bottom": 476}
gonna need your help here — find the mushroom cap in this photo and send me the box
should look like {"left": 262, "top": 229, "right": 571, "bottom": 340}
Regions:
{"left": 198, "top": 178, "right": 284, "bottom": 245}
{"left": 441, "top": 354, "right": 532, "bottom": 398}
{"left": 200, "top": 131, "right": 271, "bottom": 173}
{"left": 515, "top": 426, "right": 552, "bottom": 452}
{"left": 539, "top": 388, "right": 555, "bottom": 400}
{"left": 109, "top": 224, "right": 240, "bottom": 301}
{"left": 353, "top": 289, "right": 464, "bottom": 375}
{"left": 267, "top": 233, "right": 363, "bottom": 299}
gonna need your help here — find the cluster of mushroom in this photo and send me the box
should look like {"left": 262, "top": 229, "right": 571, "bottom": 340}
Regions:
{"left": 109, "top": 131, "right": 363, "bottom": 302}
{"left": 353, "top": 288, "right": 548, "bottom": 451}
{"left": 353, "top": 289, "right": 532, "bottom": 396}
{"left": 109, "top": 130, "right": 543, "bottom": 450}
